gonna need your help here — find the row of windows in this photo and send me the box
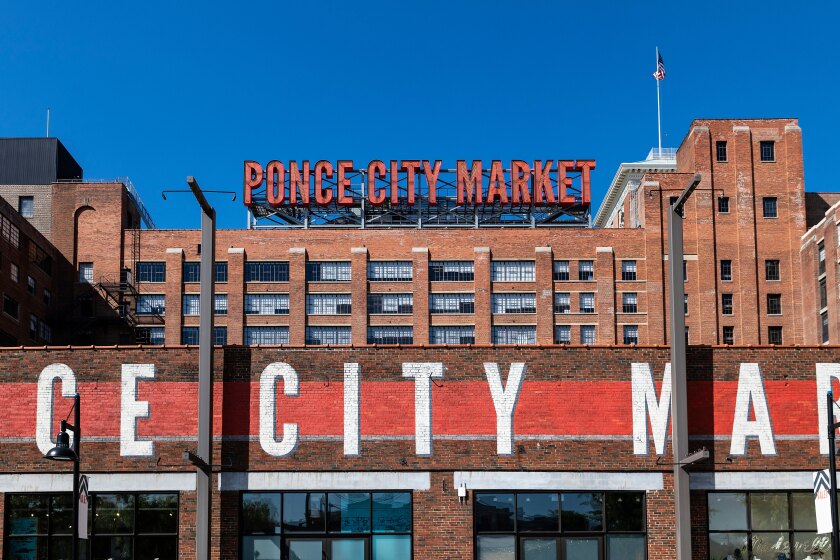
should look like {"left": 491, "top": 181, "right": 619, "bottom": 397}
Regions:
{"left": 554, "top": 325, "right": 598, "bottom": 345}
{"left": 720, "top": 259, "right": 782, "bottom": 282}
{"left": 715, "top": 195, "right": 778, "bottom": 218}
{"left": 720, "top": 293, "right": 783, "bottom": 315}
{"left": 182, "top": 262, "right": 229, "bottom": 283}
{"left": 714, "top": 139, "right": 776, "bottom": 163}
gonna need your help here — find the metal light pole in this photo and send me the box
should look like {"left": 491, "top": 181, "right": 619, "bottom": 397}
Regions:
{"left": 668, "top": 173, "right": 702, "bottom": 560}
{"left": 827, "top": 391, "right": 840, "bottom": 560}
{"left": 45, "top": 393, "right": 81, "bottom": 560}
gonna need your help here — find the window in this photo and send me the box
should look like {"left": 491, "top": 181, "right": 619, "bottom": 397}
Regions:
{"left": 767, "top": 294, "right": 782, "bottom": 315}
{"left": 762, "top": 197, "right": 778, "bottom": 218}
{"left": 215, "top": 262, "right": 228, "bottom": 283}
{"left": 768, "top": 326, "right": 783, "bottom": 345}
{"left": 368, "top": 293, "right": 413, "bottom": 314}
{"left": 0, "top": 213, "right": 20, "bottom": 248}
{"left": 716, "top": 141, "right": 728, "bottom": 162}
{"left": 822, "top": 312, "right": 829, "bottom": 344}
{"left": 26, "top": 275, "right": 35, "bottom": 295}
{"left": 475, "top": 491, "right": 645, "bottom": 560}
{"left": 136, "top": 262, "right": 166, "bottom": 283}
{"left": 368, "top": 326, "right": 413, "bottom": 345}
{"left": 136, "top": 327, "right": 164, "bottom": 345}
{"left": 580, "top": 292, "right": 595, "bottom": 313}
{"left": 245, "top": 293, "right": 289, "bottom": 315}
{"left": 718, "top": 196, "right": 730, "bottom": 213}
{"left": 430, "top": 261, "right": 474, "bottom": 282}
{"left": 669, "top": 195, "right": 679, "bottom": 207}
{"left": 684, "top": 294, "right": 689, "bottom": 315}
{"left": 183, "top": 294, "right": 200, "bottom": 316}
{"left": 307, "top": 261, "right": 352, "bottom": 282}
{"left": 707, "top": 492, "right": 823, "bottom": 560}
{"left": 578, "top": 260, "right": 594, "bottom": 281}
{"left": 623, "top": 325, "right": 639, "bottom": 345}
{"left": 820, "top": 278, "right": 828, "bottom": 310}
{"left": 29, "top": 314, "right": 38, "bottom": 339}
{"left": 183, "top": 262, "right": 201, "bottom": 283}
{"left": 722, "top": 294, "right": 734, "bottom": 315}
{"left": 18, "top": 196, "right": 34, "bottom": 218}
{"left": 40, "top": 321, "right": 52, "bottom": 343}
{"left": 43, "top": 288, "right": 51, "bottom": 306}
{"left": 555, "top": 325, "right": 571, "bottom": 344}
{"left": 819, "top": 241, "right": 826, "bottom": 276}
{"left": 554, "top": 292, "right": 571, "bottom": 314}
{"left": 214, "top": 326, "right": 227, "bottom": 346}
{"left": 553, "top": 260, "right": 570, "bottom": 281}
{"left": 29, "top": 243, "right": 52, "bottom": 275}
{"left": 215, "top": 294, "right": 228, "bottom": 315}
{"left": 136, "top": 294, "right": 165, "bottom": 315}
{"left": 5, "top": 493, "right": 178, "bottom": 560}
{"left": 367, "top": 261, "right": 412, "bottom": 282}
{"left": 306, "top": 326, "right": 351, "bottom": 345}
{"left": 246, "top": 261, "right": 289, "bottom": 282}
{"left": 622, "top": 293, "right": 638, "bottom": 314}
{"left": 492, "top": 293, "right": 536, "bottom": 314}
{"left": 430, "top": 326, "right": 475, "bottom": 345}
{"left": 621, "top": 260, "right": 637, "bottom": 281}
{"left": 78, "top": 262, "right": 92, "bottom": 283}
{"left": 245, "top": 326, "right": 289, "bottom": 346}
{"left": 580, "top": 325, "right": 597, "bottom": 344}
{"left": 723, "top": 326, "right": 734, "bottom": 345}
{"left": 307, "top": 294, "right": 352, "bottom": 315}
{"left": 765, "top": 259, "right": 780, "bottom": 281}
{"left": 429, "top": 293, "right": 474, "bottom": 314}
{"left": 491, "top": 261, "right": 535, "bottom": 282}
{"left": 760, "top": 140, "right": 775, "bottom": 162}
{"left": 720, "top": 260, "right": 732, "bottom": 281}
{"left": 492, "top": 326, "right": 536, "bottom": 345}
{"left": 182, "top": 326, "right": 199, "bottom": 345}
{"left": 240, "top": 491, "right": 412, "bottom": 560}
{"left": 683, "top": 259, "right": 687, "bottom": 283}
{"left": 4, "top": 294, "right": 19, "bottom": 320}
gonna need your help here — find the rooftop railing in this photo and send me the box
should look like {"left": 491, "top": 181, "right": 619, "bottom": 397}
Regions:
{"left": 646, "top": 147, "right": 677, "bottom": 161}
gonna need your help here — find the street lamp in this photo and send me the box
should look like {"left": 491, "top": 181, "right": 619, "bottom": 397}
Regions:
{"left": 45, "top": 392, "right": 81, "bottom": 560}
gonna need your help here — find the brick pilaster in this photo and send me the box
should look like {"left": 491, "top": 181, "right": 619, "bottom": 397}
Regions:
{"left": 226, "top": 248, "right": 245, "bottom": 345}
{"left": 596, "top": 246, "right": 616, "bottom": 344}
{"left": 164, "top": 248, "right": 183, "bottom": 345}
{"left": 351, "top": 247, "right": 369, "bottom": 346}
{"left": 535, "top": 246, "right": 554, "bottom": 344}
{"left": 288, "top": 248, "right": 307, "bottom": 345}
{"left": 412, "top": 247, "right": 430, "bottom": 345}
{"left": 474, "top": 247, "right": 491, "bottom": 344}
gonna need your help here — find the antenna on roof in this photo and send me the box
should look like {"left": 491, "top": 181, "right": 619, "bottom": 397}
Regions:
{"left": 46, "top": 107, "right": 50, "bottom": 137}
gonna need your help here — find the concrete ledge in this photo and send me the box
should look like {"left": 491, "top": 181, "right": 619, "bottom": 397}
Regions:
{"left": 0, "top": 473, "right": 196, "bottom": 492}
{"left": 412, "top": 247, "right": 429, "bottom": 253}
{"left": 733, "top": 125, "right": 751, "bottom": 132}
{"left": 351, "top": 247, "right": 368, "bottom": 254}
{"left": 165, "top": 248, "right": 184, "bottom": 254}
{"left": 289, "top": 247, "right": 306, "bottom": 254}
{"left": 220, "top": 471, "right": 431, "bottom": 492}
{"left": 535, "top": 247, "right": 552, "bottom": 253}
{"left": 474, "top": 247, "right": 491, "bottom": 253}
{"left": 690, "top": 471, "right": 822, "bottom": 490}
{"left": 785, "top": 124, "right": 802, "bottom": 132}
{"left": 228, "top": 247, "right": 245, "bottom": 254}
{"left": 596, "top": 247, "right": 613, "bottom": 253}
{"left": 454, "top": 471, "right": 663, "bottom": 491}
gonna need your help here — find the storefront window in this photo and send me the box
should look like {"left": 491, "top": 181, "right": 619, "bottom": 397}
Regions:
{"left": 474, "top": 491, "right": 645, "bottom": 560}
{"left": 241, "top": 491, "right": 412, "bottom": 560}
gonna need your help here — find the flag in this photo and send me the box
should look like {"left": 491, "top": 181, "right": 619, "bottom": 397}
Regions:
{"left": 653, "top": 52, "right": 666, "bottom": 81}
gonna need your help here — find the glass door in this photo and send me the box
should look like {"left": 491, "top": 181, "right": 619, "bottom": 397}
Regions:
{"left": 562, "top": 537, "right": 601, "bottom": 560}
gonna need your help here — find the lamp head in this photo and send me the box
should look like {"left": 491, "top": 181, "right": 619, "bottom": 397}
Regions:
{"left": 45, "top": 427, "right": 77, "bottom": 462}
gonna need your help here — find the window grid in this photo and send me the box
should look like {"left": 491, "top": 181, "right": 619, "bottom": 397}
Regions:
{"left": 765, "top": 260, "right": 780, "bottom": 281}
{"left": 492, "top": 293, "right": 537, "bottom": 314}
{"left": 306, "top": 294, "right": 352, "bottom": 315}
{"left": 182, "top": 327, "right": 199, "bottom": 345}
{"left": 554, "top": 292, "right": 571, "bottom": 314}
{"left": 767, "top": 294, "right": 782, "bottom": 315}
{"left": 762, "top": 197, "right": 778, "bottom": 218}
{"left": 214, "top": 326, "right": 227, "bottom": 346}
{"left": 822, "top": 313, "right": 829, "bottom": 344}
{"left": 622, "top": 293, "right": 638, "bottom": 314}
{"left": 722, "top": 294, "right": 734, "bottom": 315}
{"left": 491, "top": 261, "right": 535, "bottom": 282}
{"left": 554, "top": 325, "right": 571, "bottom": 344}
{"left": 760, "top": 140, "right": 775, "bottom": 162}
{"left": 819, "top": 241, "right": 826, "bottom": 276}
{"left": 430, "top": 261, "right": 474, "bottom": 282}
{"left": 18, "top": 196, "right": 34, "bottom": 218}
{"left": 307, "top": 261, "right": 352, "bottom": 282}
{"left": 3, "top": 294, "right": 18, "bottom": 320}
{"left": 306, "top": 326, "right": 352, "bottom": 346}
{"left": 580, "top": 325, "right": 597, "bottom": 344}
{"left": 79, "top": 262, "right": 93, "bottom": 283}
{"left": 623, "top": 325, "right": 639, "bottom": 345}
{"left": 136, "top": 327, "right": 164, "bottom": 345}
{"left": 578, "top": 260, "right": 594, "bottom": 281}
{"left": 721, "top": 260, "right": 732, "bottom": 281}
{"left": 768, "top": 326, "right": 783, "bottom": 345}
{"left": 820, "top": 278, "right": 827, "bottom": 310}
{"left": 245, "top": 294, "right": 289, "bottom": 315}
{"left": 492, "top": 326, "right": 536, "bottom": 345}
{"left": 368, "top": 261, "right": 412, "bottom": 282}
{"left": 430, "top": 326, "right": 475, "bottom": 345}
{"left": 429, "top": 293, "right": 475, "bottom": 314}
{"left": 215, "top": 294, "right": 228, "bottom": 315}
{"left": 245, "top": 326, "right": 289, "bottom": 346}
{"left": 580, "top": 292, "right": 595, "bottom": 314}
{"left": 136, "top": 262, "right": 166, "bottom": 283}
{"left": 718, "top": 196, "right": 730, "bottom": 213}
{"left": 367, "top": 326, "right": 413, "bottom": 345}
{"left": 553, "top": 261, "right": 570, "bottom": 281}
{"left": 723, "top": 326, "right": 734, "bottom": 345}
{"left": 182, "top": 262, "right": 227, "bottom": 283}
{"left": 621, "top": 260, "right": 637, "bottom": 281}
{"left": 215, "top": 262, "right": 228, "bottom": 283}
{"left": 136, "top": 294, "right": 165, "bottom": 316}
{"left": 246, "top": 261, "right": 290, "bottom": 283}
{"left": 368, "top": 293, "right": 413, "bottom": 315}
{"left": 0, "top": 213, "right": 20, "bottom": 248}
{"left": 716, "top": 141, "right": 728, "bottom": 162}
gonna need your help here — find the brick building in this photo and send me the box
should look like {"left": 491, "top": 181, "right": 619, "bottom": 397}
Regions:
{"left": 0, "top": 119, "right": 838, "bottom": 560}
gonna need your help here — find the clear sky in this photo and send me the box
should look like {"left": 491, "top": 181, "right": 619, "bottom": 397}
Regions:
{"left": 1, "top": 1, "right": 837, "bottom": 229}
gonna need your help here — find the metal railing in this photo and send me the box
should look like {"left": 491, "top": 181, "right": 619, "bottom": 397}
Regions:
{"left": 56, "top": 177, "right": 156, "bottom": 229}
{"left": 646, "top": 147, "right": 677, "bottom": 161}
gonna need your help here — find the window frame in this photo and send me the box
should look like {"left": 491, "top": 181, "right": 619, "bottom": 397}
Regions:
{"left": 18, "top": 196, "right": 34, "bottom": 218}
{"left": 715, "top": 141, "right": 728, "bottom": 163}
{"left": 620, "top": 260, "right": 637, "bottom": 281}
{"left": 429, "top": 325, "right": 475, "bottom": 345}
{"left": 762, "top": 197, "right": 778, "bottom": 218}
{"left": 136, "top": 262, "right": 166, "bottom": 283}
{"left": 246, "top": 261, "right": 290, "bottom": 283}
{"left": 765, "top": 259, "right": 780, "bottom": 281}
{"left": 718, "top": 196, "right": 730, "bottom": 214}
{"left": 720, "top": 260, "right": 732, "bottom": 282}
{"left": 429, "top": 261, "right": 474, "bottom": 282}
{"left": 491, "top": 261, "right": 536, "bottom": 283}
{"left": 759, "top": 140, "right": 775, "bottom": 162}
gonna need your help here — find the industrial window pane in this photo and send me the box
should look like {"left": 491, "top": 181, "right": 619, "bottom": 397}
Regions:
{"left": 214, "top": 294, "right": 228, "bottom": 315}
{"left": 766, "top": 259, "right": 780, "bottom": 281}
{"left": 182, "top": 327, "right": 199, "bottom": 345}
{"left": 242, "top": 536, "right": 281, "bottom": 560}
{"left": 563, "top": 537, "right": 599, "bottom": 559}
{"left": 429, "top": 326, "right": 475, "bottom": 345}
{"left": 580, "top": 325, "right": 596, "bottom": 344}
{"left": 553, "top": 260, "right": 570, "bottom": 281}
{"left": 492, "top": 326, "right": 536, "bottom": 345}
{"left": 372, "top": 535, "right": 411, "bottom": 560}
{"left": 792, "top": 493, "right": 819, "bottom": 529}
{"left": 820, "top": 278, "right": 827, "bottom": 309}
{"left": 244, "top": 327, "right": 289, "bottom": 346}
{"left": 305, "top": 326, "right": 351, "bottom": 345}
{"left": 622, "top": 293, "right": 637, "bottom": 313}
{"left": 307, "top": 261, "right": 351, "bottom": 282}
{"left": 215, "top": 262, "right": 228, "bottom": 282}
{"left": 18, "top": 196, "right": 33, "bottom": 218}
{"left": 723, "top": 326, "right": 734, "bottom": 345}
{"left": 79, "top": 262, "right": 93, "bottom": 283}
{"left": 521, "top": 538, "right": 557, "bottom": 560}
{"left": 93, "top": 536, "right": 133, "bottom": 559}
{"left": 722, "top": 294, "right": 734, "bottom": 315}
{"left": 605, "top": 493, "right": 644, "bottom": 532}
{"left": 331, "top": 539, "right": 366, "bottom": 560}
{"left": 368, "top": 326, "right": 413, "bottom": 345}
{"left": 769, "top": 326, "right": 783, "bottom": 345}
{"left": 554, "top": 292, "right": 571, "bottom": 314}
{"left": 823, "top": 312, "right": 830, "bottom": 344}
{"left": 517, "top": 493, "right": 559, "bottom": 532}
{"left": 763, "top": 197, "right": 778, "bottom": 218}
{"left": 137, "top": 494, "right": 178, "bottom": 534}
{"left": 183, "top": 294, "right": 200, "bottom": 316}
{"left": 621, "top": 260, "right": 637, "bottom": 281}
{"left": 475, "top": 494, "right": 515, "bottom": 532}
{"left": 136, "top": 294, "right": 165, "bottom": 315}
{"left": 93, "top": 494, "right": 135, "bottom": 534}
{"left": 368, "top": 261, "right": 412, "bottom": 281}
{"left": 477, "top": 536, "right": 515, "bottom": 560}
{"left": 213, "top": 326, "right": 227, "bottom": 346}
{"left": 721, "top": 260, "right": 732, "bottom": 281}
{"left": 7, "top": 495, "right": 49, "bottom": 534}
{"left": 492, "top": 293, "right": 536, "bottom": 314}
{"left": 767, "top": 294, "right": 782, "bottom": 315}
{"left": 283, "top": 493, "right": 326, "bottom": 532}
{"left": 792, "top": 532, "right": 831, "bottom": 559}
{"left": 819, "top": 242, "right": 826, "bottom": 276}
{"left": 716, "top": 141, "right": 728, "bottom": 163}
{"left": 430, "top": 261, "right": 474, "bottom": 281}
{"left": 555, "top": 325, "right": 571, "bottom": 344}
{"left": 578, "top": 260, "right": 594, "bottom": 281}
{"left": 369, "top": 293, "right": 413, "bottom": 314}
{"left": 183, "top": 262, "right": 201, "bottom": 283}
{"left": 760, "top": 140, "right": 775, "bottom": 162}
{"left": 561, "top": 493, "right": 603, "bottom": 532}
{"left": 287, "top": 540, "right": 322, "bottom": 559}
{"left": 245, "top": 294, "right": 289, "bottom": 315}
{"left": 750, "top": 493, "right": 789, "bottom": 531}
{"left": 623, "top": 325, "right": 638, "bottom": 345}
{"left": 718, "top": 196, "right": 730, "bottom": 213}
{"left": 306, "top": 293, "right": 352, "bottom": 315}
{"left": 245, "top": 261, "right": 290, "bottom": 282}
{"left": 328, "top": 493, "right": 371, "bottom": 533}
{"left": 136, "top": 327, "right": 164, "bottom": 345}
{"left": 491, "top": 261, "right": 535, "bottom": 282}
{"left": 708, "top": 493, "right": 748, "bottom": 531}
{"left": 136, "top": 262, "right": 166, "bottom": 283}
{"left": 3, "top": 294, "right": 19, "bottom": 320}
{"left": 580, "top": 293, "right": 595, "bottom": 313}
{"left": 751, "top": 532, "right": 790, "bottom": 558}
{"left": 372, "top": 493, "right": 411, "bottom": 533}
{"left": 607, "top": 535, "right": 645, "bottom": 560}
{"left": 429, "top": 293, "right": 474, "bottom": 314}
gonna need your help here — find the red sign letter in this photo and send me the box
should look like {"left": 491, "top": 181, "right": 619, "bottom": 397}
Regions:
{"left": 336, "top": 161, "right": 354, "bottom": 207}
{"left": 557, "top": 160, "right": 576, "bottom": 206}
{"left": 533, "top": 160, "right": 556, "bottom": 205}
{"left": 457, "top": 160, "right": 483, "bottom": 205}
{"left": 422, "top": 160, "right": 441, "bottom": 206}
{"left": 402, "top": 161, "right": 420, "bottom": 206}
{"left": 367, "top": 161, "right": 387, "bottom": 206}
{"left": 511, "top": 160, "right": 531, "bottom": 205}
{"left": 576, "top": 160, "right": 595, "bottom": 206}
{"left": 266, "top": 161, "right": 285, "bottom": 207}
{"left": 289, "top": 161, "right": 310, "bottom": 206}
{"left": 314, "top": 161, "right": 334, "bottom": 206}
{"left": 486, "top": 160, "right": 509, "bottom": 205}
{"left": 243, "top": 161, "right": 263, "bottom": 207}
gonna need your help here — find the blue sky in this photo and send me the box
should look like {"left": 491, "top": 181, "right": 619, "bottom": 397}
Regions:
{"left": 1, "top": 1, "right": 838, "bottom": 229}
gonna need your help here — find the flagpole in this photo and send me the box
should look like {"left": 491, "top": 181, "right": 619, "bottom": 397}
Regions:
{"left": 656, "top": 46, "right": 662, "bottom": 156}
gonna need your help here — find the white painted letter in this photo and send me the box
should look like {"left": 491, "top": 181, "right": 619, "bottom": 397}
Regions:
{"left": 36, "top": 364, "right": 77, "bottom": 455}
{"left": 259, "top": 362, "right": 300, "bottom": 457}
{"left": 121, "top": 364, "right": 155, "bottom": 457}
{"left": 344, "top": 363, "right": 360, "bottom": 456}
{"left": 816, "top": 363, "right": 840, "bottom": 454}
{"left": 402, "top": 362, "right": 444, "bottom": 456}
{"left": 484, "top": 362, "right": 526, "bottom": 455}
{"left": 631, "top": 363, "right": 671, "bottom": 455}
{"left": 730, "top": 363, "right": 776, "bottom": 455}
